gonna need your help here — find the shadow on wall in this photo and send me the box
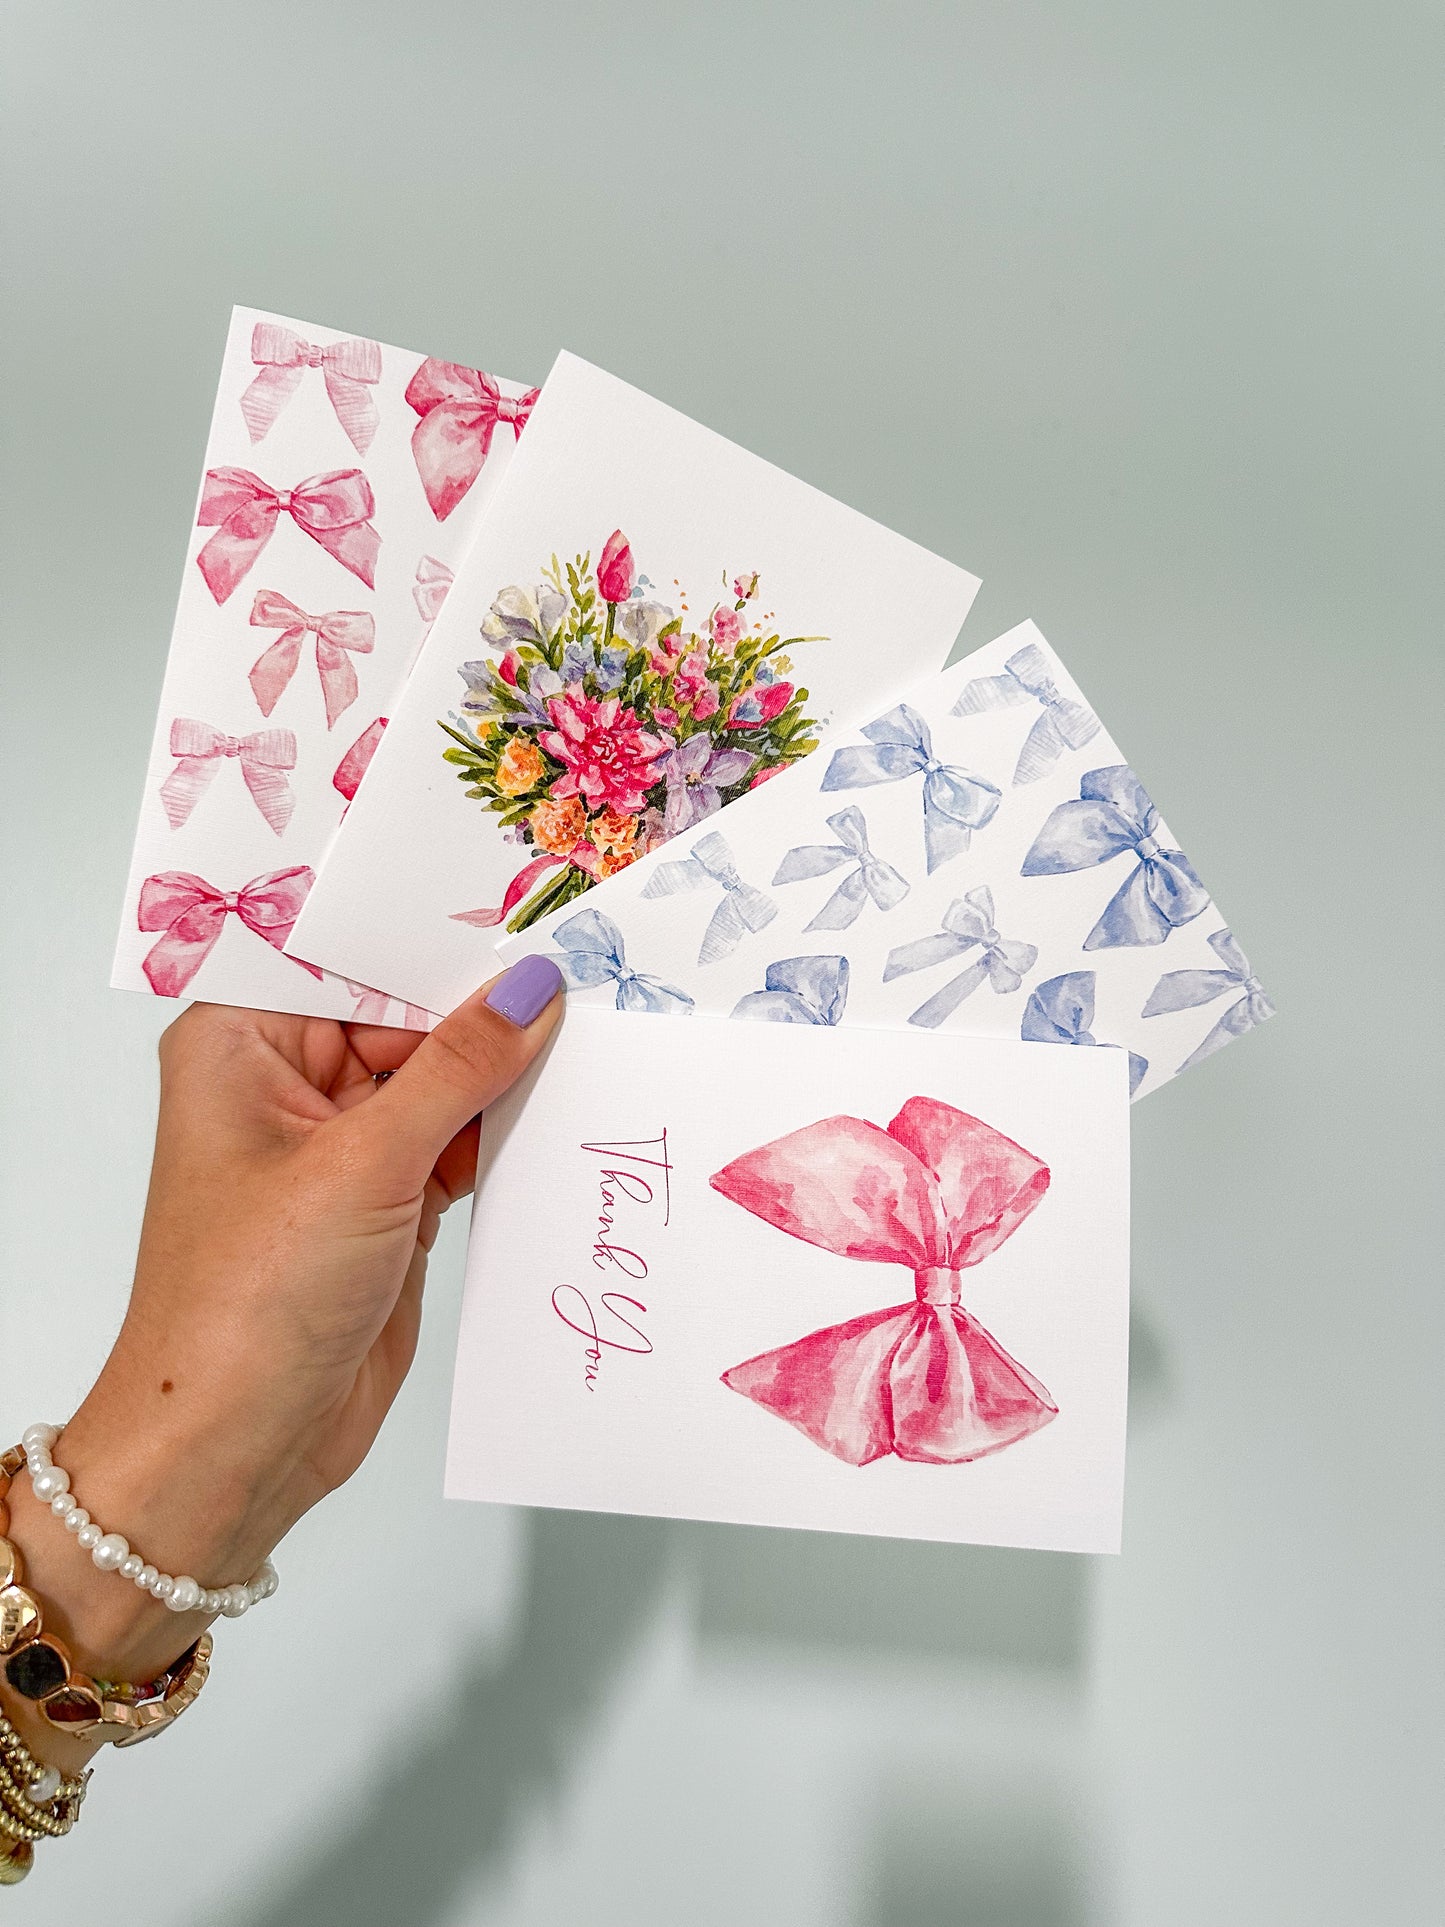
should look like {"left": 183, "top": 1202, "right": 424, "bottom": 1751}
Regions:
{"left": 852, "top": 1782, "right": 1088, "bottom": 1927}
{"left": 233, "top": 1302, "right": 1168, "bottom": 1927}
{"left": 690, "top": 1522, "right": 1087, "bottom": 1672}
{"left": 233, "top": 1507, "right": 673, "bottom": 1927}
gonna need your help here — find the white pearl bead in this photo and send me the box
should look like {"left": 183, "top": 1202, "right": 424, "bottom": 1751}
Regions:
{"left": 221, "top": 1584, "right": 250, "bottom": 1618}
{"left": 22, "top": 1424, "right": 58, "bottom": 1455}
{"left": 206, "top": 1590, "right": 225, "bottom": 1615}
{"left": 152, "top": 1575, "right": 174, "bottom": 1600}
{"left": 25, "top": 1766, "right": 61, "bottom": 1806}
{"left": 166, "top": 1575, "right": 201, "bottom": 1613}
{"left": 75, "top": 1523, "right": 101, "bottom": 1551}
{"left": 137, "top": 1565, "right": 158, "bottom": 1589}
{"left": 120, "top": 1554, "right": 144, "bottom": 1581}
{"left": 62, "top": 1506, "right": 90, "bottom": 1534}
{"left": 49, "top": 1492, "right": 76, "bottom": 1518}
{"left": 91, "top": 1533, "right": 129, "bottom": 1572}
{"left": 30, "top": 1466, "right": 68, "bottom": 1502}
{"left": 258, "top": 1559, "right": 278, "bottom": 1597}
{"left": 26, "top": 1454, "right": 51, "bottom": 1479}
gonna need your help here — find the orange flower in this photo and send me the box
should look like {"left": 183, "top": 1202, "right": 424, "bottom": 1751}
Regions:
{"left": 529, "top": 794, "right": 586, "bottom": 854}
{"left": 495, "top": 735, "right": 545, "bottom": 796}
{"left": 588, "top": 807, "right": 639, "bottom": 857}
{"left": 595, "top": 845, "right": 639, "bottom": 879}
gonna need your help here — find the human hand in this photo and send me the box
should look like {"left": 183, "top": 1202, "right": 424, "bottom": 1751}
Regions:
{"left": 4, "top": 956, "right": 564, "bottom": 1731}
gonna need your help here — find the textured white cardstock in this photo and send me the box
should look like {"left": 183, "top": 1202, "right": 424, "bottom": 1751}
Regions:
{"left": 447, "top": 1009, "right": 1130, "bottom": 1554}
{"left": 495, "top": 621, "right": 1274, "bottom": 1099}
{"left": 112, "top": 307, "right": 536, "bottom": 1022}
{"left": 286, "top": 352, "right": 983, "bottom": 1009}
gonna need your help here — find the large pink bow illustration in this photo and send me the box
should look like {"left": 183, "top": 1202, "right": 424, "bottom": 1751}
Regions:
{"left": 137, "top": 868, "right": 323, "bottom": 998}
{"left": 248, "top": 590, "right": 376, "bottom": 728}
{"left": 711, "top": 1098, "right": 1057, "bottom": 1466}
{"left": 404, "top": 360, "right": 539, "bottom": 521}
{"left": 195, "top": 467, "right": 380, "bottom": 604}
{"left": 239, "top": 324, "right": 383, "bottom": 453}
{"left": 157, "top": 718, "right": 297, "bottom": 835}
{"left": 332, "top": 717, "right": 387, "bottom": 806}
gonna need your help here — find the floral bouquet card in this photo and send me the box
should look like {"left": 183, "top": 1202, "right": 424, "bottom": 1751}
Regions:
{"left": 112, "top": 306, "right": 538, "bottom": 1022}
{"left": 285, "top": 352, "right": 983, "bottom": 1010}
{"left": 448, "top": 1007, "right": 1130, "bottom": 1553}
{"left": 494, "top": 622, "right": 1274, "bottom": 1098}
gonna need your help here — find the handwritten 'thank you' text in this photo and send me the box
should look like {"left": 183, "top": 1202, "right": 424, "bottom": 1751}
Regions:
{"left": 552, "top": 1132, "right": 671, "bottom": 1391}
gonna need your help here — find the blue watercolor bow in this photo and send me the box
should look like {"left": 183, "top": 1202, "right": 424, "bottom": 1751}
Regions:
{"left": 550, "top": 907, "right": 694, "bottom": 1015}
{"left": 820, "top": 702, "right": 1001, "bottom": 872}
{"left": 883, "top": 886, "right": 1038, "bottom": 1030}
{"left": 1142, "top": 926, "right": 1275, "bottom": 1072}
{"left": 1021, "top": 970, "right": 1148, "bottom": 1095}
{"left": 640, "top": 829, "right": 777, "bottom": 965}
{"left": 773, "top": 805, "right": 910, "bottom": 931}
{"left": 731, "top": 954, "right": 851, "bottom": 1025}
{"left": 950, "top": 640, "right": 1100, "bottom": 785}
{"left": 1021, "top": 764, "right": 1210, "bottom": 950}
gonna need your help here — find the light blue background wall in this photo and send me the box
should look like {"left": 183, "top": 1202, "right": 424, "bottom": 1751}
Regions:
{"left": 2, "top": 4, "right": 1440, "bottom": 1923}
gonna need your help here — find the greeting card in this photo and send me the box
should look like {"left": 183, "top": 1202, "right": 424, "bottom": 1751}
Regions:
{"left": 284, "top": 352, "right": 983, "bottom": 1010}
{"left": 112, "top": 307, "right": 538, "bottom": 1021}
{"left": 448, "top": 1008, "right": 1130, "bottom": 1553}
{"left": 494, "top": 622, "right": 1274, "bottom": 1098}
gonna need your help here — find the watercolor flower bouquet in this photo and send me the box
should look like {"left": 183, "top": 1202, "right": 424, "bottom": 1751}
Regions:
{"left": 439, "top": 531, "right": 824, "bottom": 931}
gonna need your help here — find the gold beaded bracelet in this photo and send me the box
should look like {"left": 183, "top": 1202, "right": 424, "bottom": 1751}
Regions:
{"left": 0, "top": 1705, "right": 90, "bottom": 1885}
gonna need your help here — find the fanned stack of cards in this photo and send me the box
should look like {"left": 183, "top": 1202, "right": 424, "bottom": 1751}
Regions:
{"left": 116, "top": 309, "right": 1275, "bottom": 1556}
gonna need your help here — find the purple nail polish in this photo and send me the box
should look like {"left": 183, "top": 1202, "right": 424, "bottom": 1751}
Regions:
{"left": 485, "top": 953, "right": 564, "bottom": 1027}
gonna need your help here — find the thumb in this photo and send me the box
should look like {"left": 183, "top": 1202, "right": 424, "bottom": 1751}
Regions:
{"left": 351, "top": 954, "right": 565, "bottom": 1190}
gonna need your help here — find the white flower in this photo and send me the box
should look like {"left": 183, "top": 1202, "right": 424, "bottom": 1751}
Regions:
{"left": 537, "top": 584, "right": 568, "bottom": 640}
{"left": 480, "top": 583, "right": 544, "bottom": 650}
{"left": 615, "top": 598, "right": 675, "bottom": 651}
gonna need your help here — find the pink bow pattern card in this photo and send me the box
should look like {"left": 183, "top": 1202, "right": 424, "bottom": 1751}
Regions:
{"left": 493, "top": 622, "right": 1274, "bottom": 1098}
{"left": 111, "top": 306, "right": 538, "bottom": 1022}
{"left": 448, "top": 1007, "right": 1130, "bottom": 1553}
{"left": 284, "top": 352, "right": 983, "bottom": 1009}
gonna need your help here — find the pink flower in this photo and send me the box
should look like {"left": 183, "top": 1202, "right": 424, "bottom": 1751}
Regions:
{"left": 749, "top": 764, "right": 787, "bottom": 789}
{"left": 597, "top": 530, "right": 634, "bottom": 604}
{"left": 653, "top": 705, "right": 680, "bottom": 729}
{"left": 674, "top": 646, "right": 710, "bottom": 690}
{"left": 497, "top": 650, "right": 520, "bottom": 686}
{"left": 733, "top": 572, "right": 760, "bottom": 602}
{"left": 710, "top": 606, "right": 744, "bottom": 651}
{"left": 538, "top": 690, "right": 669, "bottom": 814}
{"left": 727, "top": 681, "right": 793, "bottom": 728}
{"left": 691, "top": 682, "right": 720, "bottom": 721}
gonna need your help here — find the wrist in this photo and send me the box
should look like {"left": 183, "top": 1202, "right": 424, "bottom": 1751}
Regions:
{"left": 6, "top": 1383, "right": 292, "bottom": 1691}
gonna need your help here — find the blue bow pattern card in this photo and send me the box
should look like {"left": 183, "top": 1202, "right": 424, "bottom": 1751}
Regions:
{"left": 493, "top": 622, "right": 1274, "bottom": 1098}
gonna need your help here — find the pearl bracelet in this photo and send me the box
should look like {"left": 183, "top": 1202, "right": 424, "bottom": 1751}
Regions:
{"left": 21, "top": 1425, "right": 277, "bottom": 1620}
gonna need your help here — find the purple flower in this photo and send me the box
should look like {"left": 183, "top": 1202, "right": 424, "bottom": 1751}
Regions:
{"left": 662, "top": 733, "right": 756, "bottom": 835}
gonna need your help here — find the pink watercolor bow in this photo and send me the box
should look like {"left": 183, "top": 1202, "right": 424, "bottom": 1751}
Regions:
{"left": 412, "top": 553, "right": 454, "bottom": 627}
{"left": 157, "top": 717, "right": 297, "bottom": 835}
{"left": 239, "top": 324, "right": 383, "bottom": 453}
{"left": 195, "top": 467, "right": 380, "bottom": 604}
{"left": 247, "top": 590, "right": 376, "bottom": 728}
{"left": 342, "top": 980, "right": 433, "bottom": 1031}
{"left": 404, "top": 360, "right": 540, "bottom": 521}
{"left": 332, "top": 717, "right": 387, "bottom": 806}
{"left": 137, "top": 867, "right": 323, "bottom": 998}
{"left": 711, "top": 1098, "right": 1057, "bottom": 1466}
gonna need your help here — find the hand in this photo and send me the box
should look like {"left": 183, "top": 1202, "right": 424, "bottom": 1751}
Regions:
{"left": 3, "top": 956, "right": 563, "bottom": 1760}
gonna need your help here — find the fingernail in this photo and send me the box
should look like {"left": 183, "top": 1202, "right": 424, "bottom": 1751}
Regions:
{"left": 484, "top": 954, "right": 565, "bottom": 1028}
